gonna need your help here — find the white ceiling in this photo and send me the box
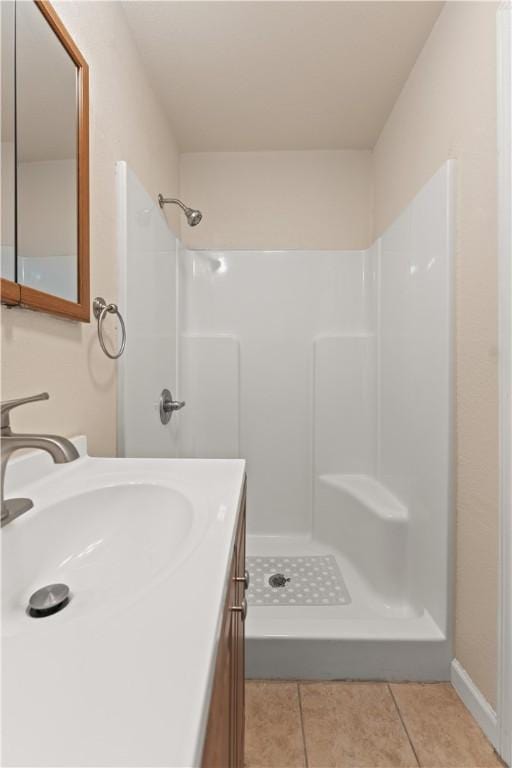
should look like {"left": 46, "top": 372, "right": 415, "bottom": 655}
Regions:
{"left": 122, "top": 1, "right": 443, "bottom": 152}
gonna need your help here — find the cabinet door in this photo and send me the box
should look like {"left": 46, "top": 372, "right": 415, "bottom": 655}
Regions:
{"left": 202, "top": 554, "right": 236, "bottom": 768}
{"left": 233, "top": 491, "right": 246, "bottom": 768}
{"left": 202, "top": 482, "right": 246, "bottom": 768}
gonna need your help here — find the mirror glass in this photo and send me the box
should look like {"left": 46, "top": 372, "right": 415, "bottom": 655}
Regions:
{"left": 1, "top": 1, "right": 16, "bottom": 283}
{"left": 16, "top": 1, "right": 78, "bottom": 302}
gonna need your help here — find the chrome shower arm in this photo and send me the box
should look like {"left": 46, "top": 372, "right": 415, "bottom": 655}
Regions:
{"left": 157, "top": 195, "right": 203, "bottom": 227}
{"left": 158, "top": 195, "right": 187, "bottom": 212}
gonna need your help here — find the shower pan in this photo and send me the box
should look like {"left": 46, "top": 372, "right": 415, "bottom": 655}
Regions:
{"left": 117, "top": 160, "right": 454, "bottom": 681}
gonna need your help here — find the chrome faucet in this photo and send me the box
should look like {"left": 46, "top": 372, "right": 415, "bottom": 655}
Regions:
{"left": 1, "top": 393, "right": 80, "bottom": 528}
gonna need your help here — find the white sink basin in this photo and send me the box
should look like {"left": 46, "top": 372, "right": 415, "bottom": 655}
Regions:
{"left": 3, "top": 480, "right": 197, "bottom": 634}
{"left": 2, "top": 438, "right": 246, "bottom": 767}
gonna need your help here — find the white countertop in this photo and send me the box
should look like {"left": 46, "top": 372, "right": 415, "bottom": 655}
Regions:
{"left": 2, "top": 438, "right": 246, "bottom": 767}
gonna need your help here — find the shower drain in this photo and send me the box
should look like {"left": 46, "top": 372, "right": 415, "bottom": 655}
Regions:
{"left": 268, "top": 573, "right": 290, "bottom": 588}
{"left": 247, "top": 555, "right": 351, "bottom": 606}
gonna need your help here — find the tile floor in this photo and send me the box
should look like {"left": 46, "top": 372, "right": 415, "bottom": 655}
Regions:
{"left": 245, "top": 681, "right": 504, "bottom": 768}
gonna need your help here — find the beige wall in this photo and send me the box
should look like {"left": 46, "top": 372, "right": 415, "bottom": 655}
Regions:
{"left": 180, "top": 150, "right": 373, "bottom": 250}
{"left": 0, "top": 1, "right": 180, "bottom": 456}
{"left": 373, "top": 2, "right": 499, "bottom": 707}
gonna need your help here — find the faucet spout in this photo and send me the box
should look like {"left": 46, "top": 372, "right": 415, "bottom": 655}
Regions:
{"left": 1, "top": 434, "right": 79, "bottom": 526}
{"left": 5, "top": 434, "right": 81, "bottom": 464}
{"left": 0, "top": 394, "right": 80, "bottom": 527}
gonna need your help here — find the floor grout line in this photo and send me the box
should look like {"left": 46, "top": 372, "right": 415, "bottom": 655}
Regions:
{"left": 388, "top": 684, "right": 422, "bottom": 768}
{"left": 297, "top": 683, "right": 310, "bottom": 768}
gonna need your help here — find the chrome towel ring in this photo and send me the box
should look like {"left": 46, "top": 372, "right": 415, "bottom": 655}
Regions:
{"left": 93, "top": 297, "right": 126, "bottom": 360}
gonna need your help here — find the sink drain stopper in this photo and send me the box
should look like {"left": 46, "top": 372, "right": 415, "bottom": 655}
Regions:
{"left": 28, "top": 583, "right": 70, "bottom": 618}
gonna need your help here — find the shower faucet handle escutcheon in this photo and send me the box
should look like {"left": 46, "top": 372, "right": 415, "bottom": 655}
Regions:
{"left": 159, "top": 388, "right": 186, "bottom": 425}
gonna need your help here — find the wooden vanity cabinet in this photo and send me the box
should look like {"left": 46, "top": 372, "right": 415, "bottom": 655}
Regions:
{"left": 202, "top": 482, "right": 246, "bottom": 768}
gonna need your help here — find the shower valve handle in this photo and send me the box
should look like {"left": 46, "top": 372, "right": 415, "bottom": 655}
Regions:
{"left": 159, "top": 389, "right": 186, "bottom": 425}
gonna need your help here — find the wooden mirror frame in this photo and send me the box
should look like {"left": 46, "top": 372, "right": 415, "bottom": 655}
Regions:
{"left": 0, "top": 0, "right": 90, "bottom": 322}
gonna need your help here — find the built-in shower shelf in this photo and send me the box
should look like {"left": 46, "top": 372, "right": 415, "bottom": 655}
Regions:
{"left": 318, "top": 474, "right": 408, "bottom": 521}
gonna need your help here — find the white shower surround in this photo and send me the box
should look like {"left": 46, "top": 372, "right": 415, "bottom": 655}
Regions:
{"left": 116, "top": 162, "right": 180, "bottom": 460}
{"left": 118, "top": 161, "right": 454, "bottom": 680}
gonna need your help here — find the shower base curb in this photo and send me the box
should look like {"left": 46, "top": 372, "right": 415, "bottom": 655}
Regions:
{"left": 246, "top": 635, "right": 451, "bottom": 681}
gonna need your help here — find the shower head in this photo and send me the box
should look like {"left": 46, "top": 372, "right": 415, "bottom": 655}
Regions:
{"left": 158, "top": 194, "right": 203, "bottom": 227}
{"left": 185, "top": 207, "right": 202, "bottom": 227}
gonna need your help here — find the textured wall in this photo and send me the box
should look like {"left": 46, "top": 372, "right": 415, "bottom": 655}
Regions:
{"left": 180, "top": 150, "right": 373, "bottom": 250}
{"left": 0, "top": 1, "right": 180, "bottom": 456}
{"left": 373, "top": 1, "right": 499, "bottom": 707}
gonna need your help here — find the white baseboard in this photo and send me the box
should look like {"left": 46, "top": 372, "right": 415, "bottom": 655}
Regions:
{"left": 451, "top": 659, "right": 498, "bottom": 750}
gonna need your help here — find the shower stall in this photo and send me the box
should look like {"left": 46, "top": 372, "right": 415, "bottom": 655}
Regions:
{"left": 117, "top": 159, "right": 454, "bottom": 680}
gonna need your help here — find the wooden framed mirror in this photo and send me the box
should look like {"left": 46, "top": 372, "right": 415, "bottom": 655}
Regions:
{"left": 0, "top": 0, "right": 89, "bottom": 322}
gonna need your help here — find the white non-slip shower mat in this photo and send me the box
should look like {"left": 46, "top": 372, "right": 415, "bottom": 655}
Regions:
{"left": 246, "top": 555, "right": 351, "bottom": 606}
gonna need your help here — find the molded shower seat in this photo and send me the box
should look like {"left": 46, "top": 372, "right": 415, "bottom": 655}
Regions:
{"left": 319, "top": 474, "right": 408, "bottom": 521}
{"left": 314, "top": 474, "right": 409, "bottom": 605}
